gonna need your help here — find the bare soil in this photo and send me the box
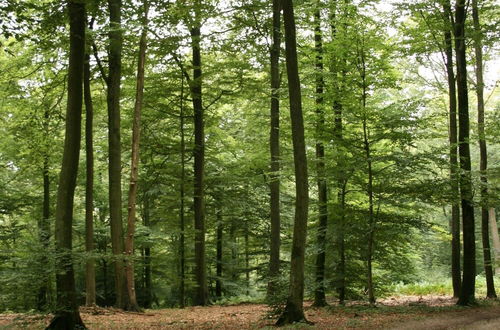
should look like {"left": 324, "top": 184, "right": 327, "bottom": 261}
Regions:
{"left": 0, "top": 295, "right": 499, "bottom": 329}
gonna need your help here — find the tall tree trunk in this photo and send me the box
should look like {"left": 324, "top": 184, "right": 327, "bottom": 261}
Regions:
{"left": 37, "top": 141, "right": 50, "bottom": 310}
{"left": 330, "top": 1, "right": 347, "bottom": 304}
{"left": 216, "top": 208, "right": 223, "bottom": 299}
{"left": 312, "top": 4, "right": 328, "bottom": 308}
{"left": 472, "top": 0, "right": 496, "bottom": 299}
{"left": 46, "top": 2, "right": 86, "bottom": 328}
{"left": 107, "top": 0, "right": 129, "bottom": 310}
{"left": 124, "top": 0, "right": 148, "bottom": 312}
{"left": 276, "top": 0, "right": 310, "bottom": 325}
{"left": 267, "top": 0, "right": 281, "bottom": 300}
{"left": 179, "top": 74, "right": 186, "bottom": 309}
{"left": 454, "top": 0, "right": 476, "bottom": 306}
{"left": 360, "top": 45, "right": 375, "bottom": 305}
{"left": 84, "top": 44, "right": 96, "bottom": 307}
{"left": 442, "top": 0, "right": 461, "bottom": 299}
{"left": 191, "top": 3, "right": 208, "bottom": 306}
{"left": 363, "top": 116, "right": 376, "bottom": 305}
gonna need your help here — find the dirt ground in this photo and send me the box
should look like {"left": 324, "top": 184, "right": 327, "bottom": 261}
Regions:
{"left": 1, "top": 295, "right": 499, "bottom": 329}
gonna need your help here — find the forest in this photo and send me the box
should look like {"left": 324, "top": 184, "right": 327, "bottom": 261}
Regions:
{"left": 0, "top": 0, "right": 500, "bottom": 328}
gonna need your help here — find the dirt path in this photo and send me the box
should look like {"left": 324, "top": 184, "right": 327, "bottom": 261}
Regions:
{"left": 1, "top": 296, "right": 499, "bottom": 329}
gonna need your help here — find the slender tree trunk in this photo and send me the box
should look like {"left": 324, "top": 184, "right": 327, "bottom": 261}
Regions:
{"left": 107, "top": 0, "right": 128, "bottom": 310}
{"left": 442, "top": 0, "right": 461, "bottom": 299}
{"left": 454, "top": 0, "right": 476, "bottom": 306}
{"left": 84, "top": 45, "right": 96, "bottom": 307}
{"left": 179, "top": 74, "right": 186, "bottom": 309}
{"left": 312, "top": 4, "right": 328, "bottom": 308}
{"left": 46, "top": 2, "right": 86, "bottom": 328}
{"left": 363, "top": 116, "right": 376, "bottom": 305}
{"left": 267, "top": 0, "right": 281, "bottom": 300}
{"left": 216, "top": 208, "right": 223, "bottom": 299}
{"left": 230, "top": 219, "right": 238, "bottom": 282}
{"left": 143, "top": 197, "right": 152, "bottom": 308}
{"left": 337, "top": 180, "right": 347, "bottom": 304}
{"left": 359, "top": 46, "right": 375, "bottom": 305}
{"left": 330, "top": 2, "right": 347, "bottom": 304}
{"left": 124, "top": 0, "right": 148, "bottom": 312}
{"left": 99, "top": 207, "right": 111, "bottom": 305}
{"left": 276, "top": 0, "right": 309, "bottom": 325}
{"left": 245, "top": 225, "right": 250, "bottom": 296}
{"left": 489, "top": 208, "right": 500, "bottom": 274}
{"left": 37, "top": 148, "right": 50, "bottom": 310}
{"left": 190, "top": 3, "right": 208, "bottom": 305}
{"left": 471, "top": 0, "right": 496, "bottom": 298}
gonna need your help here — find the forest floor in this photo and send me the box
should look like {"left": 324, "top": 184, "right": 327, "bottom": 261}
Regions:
{"left": 1, "top": 295, "right": 500, "bottom": 329}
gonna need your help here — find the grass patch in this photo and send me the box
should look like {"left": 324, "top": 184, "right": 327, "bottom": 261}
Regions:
{"left": 390, "top": 281, "right": 453, "bottom": 296}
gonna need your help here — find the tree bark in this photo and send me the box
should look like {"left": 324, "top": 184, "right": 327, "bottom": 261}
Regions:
{"left": 276, "top": 0, "right": 310, "bottom": 325}
{"left": 124, "top": 0, "right": 148, "bottom": 312}
{"left": 330, "top": 2, "right": 347, "bottom": 305}
{"left": 363, "top": 117, "right": 376, "bottom": 306}
{"left": 312, "top": 4, "right": 328, "bottom": 308}
{"left": 107, "top": 0, "right": 129, "bottom": 310}
{"left": 179, "top": 73, "right": 186, "bottom": 308}
{"left": 46, "top": 1, "right": 86, "bottom": 328}
{"left": 245, "top": 225, "right": 250, "bottom": 296}
{"left": 454, "top": 0, "right": 476, "bottom": 306}
{"left": 190, "top": 2, "right": 208, "bottom": 305}
{"left": 142, "top": 196, "right": 152, "bottom": 308}
{"left": 37, "top": 144, "right": 50, "bottom": 310}
{"left": 267, "top": 0, "right": 281, "bottom": 300}
{"left": 359, "top": 44, "right": 376, "bottom": 305}
{"left": 230, "top": 219, "right": 238, "bottom": 282}
{"left": 471, "top": 0, "right": 496, "bottom": 298}
{"left": 442, "top": 0, "right": 461, "bottom": 299}
{"left": 489, "top": 208, "right": 500, "bottom": 274}
{"left": 84, "top": 43, "right": 96, "bottom": 307}
{"left": 216, "top": 208, "right": 223, "bottom": 299}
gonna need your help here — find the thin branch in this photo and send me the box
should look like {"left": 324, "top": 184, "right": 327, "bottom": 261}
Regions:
{"left": 92, "top": 40, "right": 109, "bottom": 85}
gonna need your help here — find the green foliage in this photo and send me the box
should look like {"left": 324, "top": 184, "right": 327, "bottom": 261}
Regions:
{"left": 0, "top": 0, "right": 499, "bottom": 314}
{"left": 265, "top": 271, "right": 290, "bottom": 318}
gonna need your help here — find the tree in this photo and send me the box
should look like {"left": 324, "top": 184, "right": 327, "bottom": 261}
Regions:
{"left": 46, "top": 1, "right": 86, "bottom": 328}
{"left": 329, "top": 0, "right": 348, "bottom": 304}
{"left": 36, "top": 109, "right": 51, "bottom": 311}
{"left": 312, "top": 2, "right": 328, "bottom": 308}
{"left": 267, "top": 0, "right": 281, "bottom": 299}
{"left": 358, "top": 38, "right": 376, "bottom": 305}
{"left": 84, "top": 18, "right": 96, "bottom": 307}
{"left": 124, "top": 0, "right": 149, "bottom": 312}
{"left": 179, "top": 72, "right": 187, "bottom": 308}
{"left": 107, "top": 0, "right": 128, "bottom": 310}
{"left": 191, "top": 0, "right": 208, "bottom": 306}
{"left": 472, "top": 0, "right": 496, "bottom": 298}
{"left": 276, "top": 0, "right": 309, "bottom": 325}
{"left": 441, "top": 0, "right": 461, "bottom": 299}
{"left": 454, "top": 0, "right": 476, "bottom": 306}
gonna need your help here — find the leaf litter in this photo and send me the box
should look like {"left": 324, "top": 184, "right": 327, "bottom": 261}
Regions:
{"left": 1, "top": 295, "right": 500, "bottom": 329}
